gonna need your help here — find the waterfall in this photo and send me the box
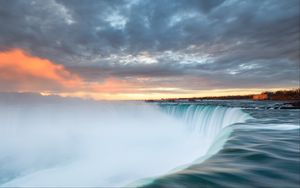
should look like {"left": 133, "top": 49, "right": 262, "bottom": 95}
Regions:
{"left": 161, "top": 103, "right": 250, "bottom": 135}
{"left": 0, "top": 96, "right": 251, "bottom": 187}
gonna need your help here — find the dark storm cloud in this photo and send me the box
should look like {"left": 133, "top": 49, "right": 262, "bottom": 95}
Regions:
{"left": 0, "top": 0, "right": 299, "bottom": 90}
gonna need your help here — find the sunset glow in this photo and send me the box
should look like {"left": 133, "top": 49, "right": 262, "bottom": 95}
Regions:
{"left": 0, "top": 0, "right": 298, "bottom": 100}
{"left": 0, "top": 49, "right": 82, "bottom": 92}
{"left": 0, "top": 48, "right": 297, "bottom": 100}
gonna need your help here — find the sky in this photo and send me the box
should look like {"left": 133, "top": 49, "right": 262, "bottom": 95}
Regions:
{"left": 0, "top": 0, "right": 299, "bottom": 100}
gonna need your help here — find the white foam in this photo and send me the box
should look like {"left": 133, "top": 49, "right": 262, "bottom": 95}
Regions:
{"left": 245, "top": 123, "right": 300, "bottom": 130}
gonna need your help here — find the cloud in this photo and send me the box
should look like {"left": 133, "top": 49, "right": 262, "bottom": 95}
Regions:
{"left": 0, "top": 49, "right": 143, "bottom": 98}
{"left": 0, "top": 0, "right": 298, "bottom": 98}
{"left": 0, "top": 49, "right": 82, "bottom": 92}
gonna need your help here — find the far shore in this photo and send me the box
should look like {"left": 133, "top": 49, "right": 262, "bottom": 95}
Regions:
{"left": 145, "top": 88, "right": 300, "bottom": 103}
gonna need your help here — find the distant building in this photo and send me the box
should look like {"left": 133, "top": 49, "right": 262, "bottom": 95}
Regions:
{"left": 253, "top": 92, "right": 272, "bottom": 100}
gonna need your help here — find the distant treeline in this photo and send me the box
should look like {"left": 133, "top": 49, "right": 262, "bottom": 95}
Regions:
{"left": 146, "top": 88, "right": 300, "bottom": 102}
{"left": 190, "top": 94, "right": 253, "bottom": 100}
{"left": 269, "top": 88, "right": 300, "bottom": 100}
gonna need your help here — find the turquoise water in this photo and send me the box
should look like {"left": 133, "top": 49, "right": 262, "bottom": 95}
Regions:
{"left": 143, "top": 101, "right": 300, "bottom": 188}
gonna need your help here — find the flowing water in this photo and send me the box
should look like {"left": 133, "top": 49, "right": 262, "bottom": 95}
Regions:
{"left": 0, "top": 94, "right": 299, "bottom": 187}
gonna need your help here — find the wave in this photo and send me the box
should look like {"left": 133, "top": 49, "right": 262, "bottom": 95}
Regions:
{"left": 0, "top": 98, "right": 251, "bottom": 187}
{"left": 242, "top": 123, "right": 300, "bottom": 130}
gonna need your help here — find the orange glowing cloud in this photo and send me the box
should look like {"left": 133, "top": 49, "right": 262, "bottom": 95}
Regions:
{"left": 0, "top": 49, "right": 82, "bottom": 92}
{"left": 3, "top": 48, "right": 278, "bottom": 100}
{"left": 90, "top": 78, "right": 137, "bottom": 93}
{"left": 0, "top": 49, "right": 139, "bottom": 98}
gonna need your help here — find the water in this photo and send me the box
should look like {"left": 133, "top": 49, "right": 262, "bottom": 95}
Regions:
{"left": 0, "top": 95, "right": 299, "bottom": 187}
{"left": 144, "top": 101, "right": 300, "bottom": 188}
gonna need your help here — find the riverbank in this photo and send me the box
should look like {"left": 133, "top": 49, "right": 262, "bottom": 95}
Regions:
{"left": 146, "top": 89, "right": 300, "bottom": 103}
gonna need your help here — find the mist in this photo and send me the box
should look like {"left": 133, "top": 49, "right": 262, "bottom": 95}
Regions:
{"left": 0, "top": 94, "right": 250, "bottom": 187}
